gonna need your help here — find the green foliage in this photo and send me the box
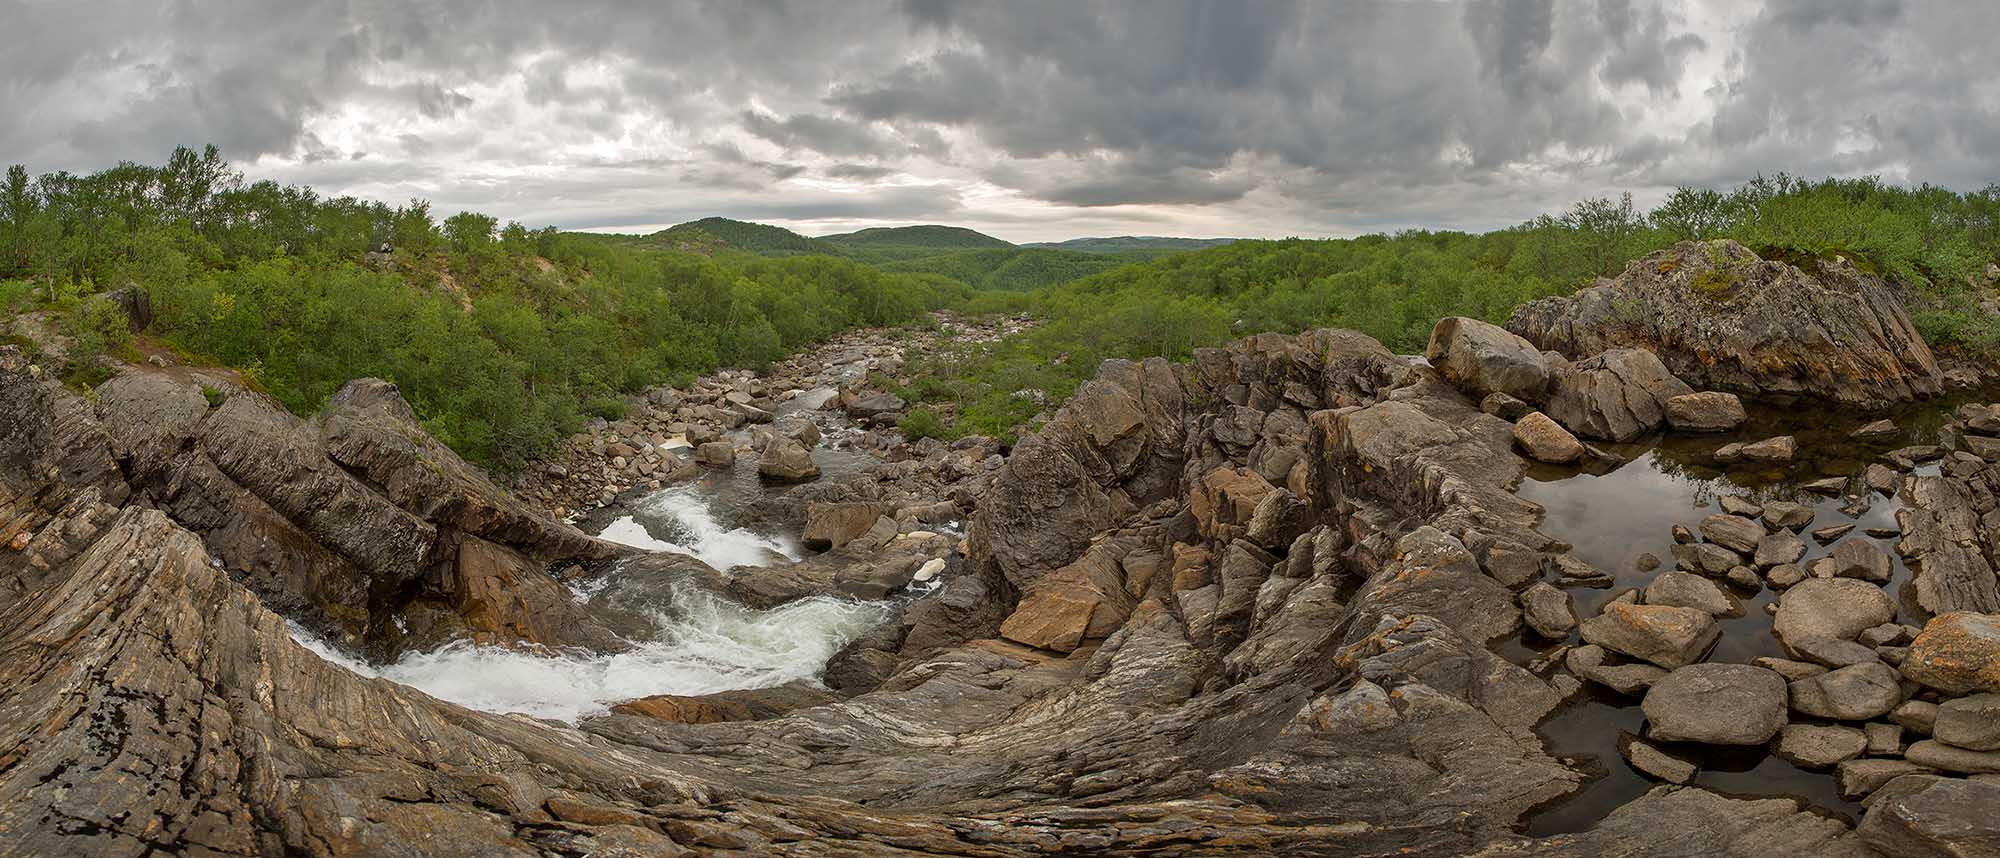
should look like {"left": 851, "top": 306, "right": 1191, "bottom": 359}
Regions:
{"left": 898, "top": 407, "right": 947, "bottom": 441}
{"left": 819, "top": 225, "right": 1012, "bottom": 250}
{"left": 880, "top": 247, "right": 1145, "bottom": 291}
{"left": 1021, "top": 236, "right": 1239, "bottom": 254}
{"left": 200, "top": 384, "right": 225, "bottom": 408}
{"left": 0, "top": 148, "right": 974, "bottom": 471}
{"left": 657, "top": 217, "right": 843, "bottom": 257}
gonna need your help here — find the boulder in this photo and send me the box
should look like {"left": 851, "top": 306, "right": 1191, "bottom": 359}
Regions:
{"left": 694, "top": 440, "right": 736, "bottom": 466}
{"left": 1754, "top": 531, "right": 1808, "bottom": 568}
{"left": 1543, "top": 349, "right": 1694, "bottom": 442}
{"left": 1762, "top": 500, "right": 1815, "bottom": 530}
{"left": 1904, "top": 740, "right": 2000, "bottom": 774}
{"left": 1933, "top": 693, "right": 2000, "bottom": 751}
{"left": 1519, "top": 582, "right": 1576, "bottom": 638}
{"left": 1621, "top": 737, "right": 1697, "bottom": 784}
{"left": 1902, "top": 612, "right": 2000, "bottom": 694}
{"left": 1857, "top": 775, "right": 2000, "bottom": 858}
{"left": 1506, "top": 239, "right": 1943, "bottom": 407}
{"left": 757, "top": 437, "right": 820, "bottom": 483}
{"left": 1838, "top": 759, "right": 1935, "bottom": 800}
{"left": 1789, "top": 662, "right": 1904, "bottom": 721}
{"left": 1700, "top": 514, "right": 1767, "bottom": 554}
{"left": 801, "top": 502, "right": 888, "bottom": 551}
{"left": 1641, "top": 663, "right": 1789, "bottom": 745}
{"left": 998, "top": 584, "right": 1101, "bottom": 653}
{"left": 1644, "top": 570, "right": 1735, "bottom": 616}
{"left": 1772, "top": 724, "right": 1868, "bottom": 769}
{"left": 1580, "top": 603, "right": 1721, "bottom": 669}
{"left": 1665, "top": 391, "right": 1747, "bottom": 433}
{"left": 1566, "top": 644, "right": 1669, "bottom": 695}
{"left": 1425, "top": 315, "right": 1552, "bottom": 402}
{"left": 1773, "top": 578, "right": 1897, "bottom": 651}
{"left": 1480, "top": 391, "right": 1534, "bottom": 420}
{"left": 1513, "top": 412, "right": 1586, "bottom": 464}
{"left": 1830, "top": 539, "right": 1893, "bottom": 583}
{"left": 1740, "top": 435, "right": 1798, "bottom": 462}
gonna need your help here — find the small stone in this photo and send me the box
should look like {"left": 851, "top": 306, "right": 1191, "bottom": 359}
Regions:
{"left": 1752, "top": 657, "right": 1827, "bottom": 681}
{"left": 912, "top": 558, "right": 946, "bottom": 582}
{"left": 1935, "top": 694, "right": 2000, "bottom": 751}
{"left": 1633, "top": 552, "right": 1661, "bottom": 572}
{"left": 1553, "top": 554, "right": 1612, "bottom": 587}
{"left": 1700, "top": 514, "right": 1767, "bottom": 554}
{"left": 1791, "top": 636, "right": 1883, "bottom": 668}
{"left": 1850, "top": 419, "right": 1898, "bottom": 439}
{"left": 1773, "top": 723, "right": 1868, "bottom": 769}
{"left": 1829, "top": 540, "right": 1892, "bottom": 583}
{"left": 1802, "top": 476, "right": 1848, "bottom": 495}
{"left": 1480, "top": 392, "right": 1534, "bottom": 420}
{"left": 1905, "top": 739, "right": 2000, "bottom": 773}
{"left": 1865, "top": 464, "right": 1899, "bottom": 495}
{"left": 1836, "top": 758, "right": 1933, "bottom": 799}
{"left": 1644, "top": 570, "right": 1737, "bottom": 616}
{"left": 1891, "top": 700, "right": 1939, "bottom": 735}
{"left": 1726, "top": 565, "right": 1762, "bottom": 590}
{"left": 1718, "top": 495, "right": 1763, "bottom": 518}
{"left": 1520, "top": 582, "right": 1577, "bottom": 638}
{"left": 1754, "top": 531, "right": 1807, "bottom": 568}
{"left": 1741, "top": 435, "right": 1798, "bottom": 462}
{"left": 1621, "top": 737, "right": 1697, "bottom": 784}
{"left": 1672, "top": 524, "right": 1696, "bottom": 544}
{"left": 1860, "top": 623, "right": 1910, "bottom": 647}
{"left": 1864, "top": 722, "right": 1903, "bottom": 755}
{"left": 1789, "top": 662, "right": 1904, "bottom": 721}
{"left": 1762, "top": 501, "right": 1815, "bottom": 530}
{"left": 1812, "top": 523, "right": 1856, "bottom": 543}
{"left": 1565, "top": 644, "right": 1668, "bottom": 696}
{"left": 1766, "top": 563, "right": 1806, "bottom": 588}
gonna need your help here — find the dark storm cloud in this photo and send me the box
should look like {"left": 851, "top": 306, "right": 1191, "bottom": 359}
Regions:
{"left": 4, "top": 0, "right": 1996, "bottom": 239}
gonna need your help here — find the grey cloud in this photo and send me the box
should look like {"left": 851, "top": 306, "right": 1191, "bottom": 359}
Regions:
{"left": 741, "top": 111, "right": 895, "bottom": 159}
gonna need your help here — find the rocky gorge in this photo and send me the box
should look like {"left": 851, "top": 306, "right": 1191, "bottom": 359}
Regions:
{"left": 2, "top": 240, "right": 1999, "bottom": 857}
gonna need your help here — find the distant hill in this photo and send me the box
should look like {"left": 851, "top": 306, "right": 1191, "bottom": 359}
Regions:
{"left": 880, "top": 247, "right": 1150, "bottom": 292}
{"left": 655, "top": 217, "right": 844, "bottom": 257}
{"left": 1023, "top": 236, "right": 1238, "bottom": 254}
{"left": 820, "top": 225, "right": 1013, "bottom": 250}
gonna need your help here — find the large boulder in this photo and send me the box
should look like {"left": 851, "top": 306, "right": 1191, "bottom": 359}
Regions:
{"left": 1580, "top": 603, "right": 1721, "bottom": 669}
{"left": 1642, "top": 663, "right": 1789, "bottom": 745}
{"left": 1789, "top": 662, "right": 1904, "bottom": 721}
{"left": 1902, "top": 612, "right": 2000, "bottom": 694}
{"left": 1513, "top": 412, "right": 1586, "bottom": 464}
{"left": 756, "top": 436, "right": 820, "bottom": 482}
{"left": 1544, "top": 348, "right": 1694, "bottom": 442}
{"left": 1507, "top": 240, "right": 1943, "bottom": 407}
{"left": 1773, "top": 578, "right": 1897, "bottom": 651}
{"left": 1426, "top": 316, "right": 1552, "bottom": 402}
{"left": 1858, "top": 775, "right": 2000, "bottom": 858}
{"left": 1665, "top": 391, "right": 1747, "bottom": 433}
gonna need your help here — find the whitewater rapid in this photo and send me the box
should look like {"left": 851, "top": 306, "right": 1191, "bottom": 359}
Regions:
{"left": 290, "top": 488, "right": 886, "bottom": 722}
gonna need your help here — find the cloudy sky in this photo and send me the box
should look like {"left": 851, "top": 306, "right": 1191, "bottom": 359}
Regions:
{"left": 5, "top": 0, "right": 1996, "bottom": 242}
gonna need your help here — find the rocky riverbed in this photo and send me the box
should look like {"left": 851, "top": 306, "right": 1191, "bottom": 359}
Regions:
{"left": 2, "top": 242, "right": 1998, "bottom": 856}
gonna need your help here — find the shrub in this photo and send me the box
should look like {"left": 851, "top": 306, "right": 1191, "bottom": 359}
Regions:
{"left": 899, "top": 407, "right": 948, "bottom": 441}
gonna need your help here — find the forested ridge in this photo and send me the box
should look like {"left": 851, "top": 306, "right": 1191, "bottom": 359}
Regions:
{"left": 5, "top": 146, "right": 1997, "bottom": 465}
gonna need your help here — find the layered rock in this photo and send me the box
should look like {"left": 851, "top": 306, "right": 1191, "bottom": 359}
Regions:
{"left": 1507, "top": 239, "right": 1943, "bottom": 407}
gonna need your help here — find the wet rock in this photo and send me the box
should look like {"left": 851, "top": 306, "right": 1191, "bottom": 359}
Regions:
{"left": 1726, "top": 565, "right": 1761, "bottom": 590}
{"left": 801, "top": 502, "right": 889, "bottom": 551}
{"left": 1513, "top": 411, "right": 1586, "bottom": 464}
{"left": 1506, "top": 239, "right": 1943, "bottom": 406}
{"left": 1755, "top": 531, "right": 1808, "bottom": 568}
{"left": 1903, "top": 612, "right": 2000, "bottom": 694}
{"left": 1426, "top": 315, "right": 1552, "bottom": 402}
{"left": 1544, "top": 348, "right": 1693, "bottom": 442}
{"left": 693, "top": 440, "right": 736, "bottom": 466}
{"left": 1621, "top": 737, "right": 1697, "bottom": 784}
{"left": 1838, "top": 759, "right": 1936, "bottom": 800}
{"left": 1904, "top": 740, "right": 2000, "bottom": 774}
{"left": 1934, "top": 693, "right": 2000, "bottom": 751}
{"left": 1857, "top": 775, "right": 2000, "bottom": 858}
{"left": 1644, "top": 570, "right": 1736, "bottom": 616}
{"left": 1790, "top": 662, "right": 1904, "bottom": 721}
{"left": 1766, "top": 563, "right": 1807, "bottom": 588}
{"left": 1666, "top": 391, "right": 1747, "bottom": 433}
{"left": 1642, "top": 663, "right": 1789, "bottom": 745}
{"left": 756, "top": 436, "right": 820, "bottom": 482}
{"left": 1773, "top": 578, "right": 1897, "bottom": 651}
{"left": 1814, "top": 523, "right": 1857, "bottom": 543}
{"left": 611, "top": 682, "right": 839, "bottom": 724}
{"left": 1701, "top": 513, "right": 1768, "bottom": 554}
{"left": 1581, "top": 603, "right": 1721, "bottom": 669}
{"left": 1851, "top": 419, "right": 1899, "bottom": 439}
{"left": 1520, "top": 582, "right": 1576, "bottom": 638}
{"left": 1719, "top": 495, "right": 1764, "bottom": 517}
{"left": 1673, "top": 541, "right": 1743, "bottom": 575}
{"left": 1553, "top": 553, "right": 1613, "bottom": 587}
{"left": 1866, "top": 464, "right": 1900, "bottom": 495}
{"left": 1479, "top": 540, "right": 1547, "bottom": 589}
{"left": 1762, "top": 500, "right": 1815, "bottom": 530}
{"left": 1566, "top": 643, "right": 1669, "bottom": 695}
{"left": 1830, "top": 539, "right": 1893, "bottom": 583}
{"left": 1773, "top": 724, "right": 1868, "bottom": 769}
{"left": 1673, "top": 523, "right": 1696, "bottom": 543}
{"left": 1741, "top": 435, "right": 1799, "bottom": 463}
{"left": 1802, "top": 476, "right": 1849, "bottom": 494}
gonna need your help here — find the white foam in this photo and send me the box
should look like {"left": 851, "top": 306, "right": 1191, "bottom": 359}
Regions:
{"left": 286, "top": 586, "right": 887, "bottom": 723}
{"left": 596, "top": 487, "right": 801, "bottom": 571}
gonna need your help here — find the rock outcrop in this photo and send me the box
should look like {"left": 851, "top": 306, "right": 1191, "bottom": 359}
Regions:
{"left": 1507, "top": 239, "right": 1943, "bottom": 407}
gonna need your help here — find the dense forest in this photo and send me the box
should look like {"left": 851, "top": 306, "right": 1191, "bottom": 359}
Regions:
{"left": 889, "top": 176, "right": 2000, "bottom": 440}
{"left": 0, "top": 147, "right": 968, "bottom": 469}
{"left": 5, "top": 146, "right": 1997, "bottom": 462}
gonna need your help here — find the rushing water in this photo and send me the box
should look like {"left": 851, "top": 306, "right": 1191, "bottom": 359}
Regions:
{"left": 597, "top": 486, "right": 802, "bottom": 571}
{"left": 1517, "top": 392, "right": 1985, "bottom": 834}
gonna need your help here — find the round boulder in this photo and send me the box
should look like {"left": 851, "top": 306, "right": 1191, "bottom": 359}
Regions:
{"left": 1642, "top": 663, "right": 1789, "bottom": 745}
{"left": 1513, "top": 412, "right": 1586, "bottom": 464}
{"left": 1773, "top": 578, "right": 1896, "bottom": 651}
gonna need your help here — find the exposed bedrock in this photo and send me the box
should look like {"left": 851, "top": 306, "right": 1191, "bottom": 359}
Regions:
{"left": 0, "top": 330, "right": 1923, "bottom": 856}
{"left": 1505, "top": 239, "right": 1943, "bottom": 408}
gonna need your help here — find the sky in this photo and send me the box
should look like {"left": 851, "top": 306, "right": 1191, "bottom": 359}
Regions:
{"left": 4, "top": 0, "right": 1996, "bottom": 243}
